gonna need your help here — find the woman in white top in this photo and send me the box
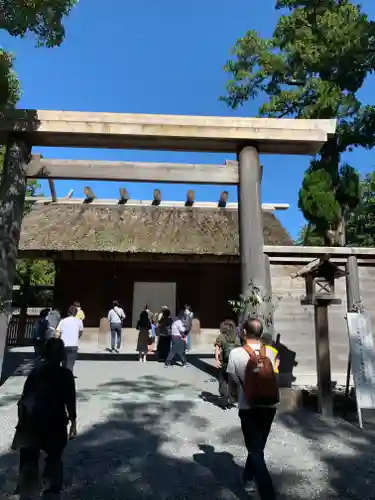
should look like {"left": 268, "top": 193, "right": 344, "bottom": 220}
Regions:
{"left": 108, "top": 300, "right": 126, "bottom": 353}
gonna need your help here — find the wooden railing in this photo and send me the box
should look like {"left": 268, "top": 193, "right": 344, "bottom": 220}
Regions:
{"left": 7, "top": 316, "right": 36, "bottom": 346}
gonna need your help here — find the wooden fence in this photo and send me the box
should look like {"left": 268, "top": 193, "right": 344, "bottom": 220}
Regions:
{"left": 6, "top": 316, "right": 36, "bottom": 346}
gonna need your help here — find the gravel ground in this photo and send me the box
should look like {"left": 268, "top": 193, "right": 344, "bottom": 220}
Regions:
{"left": 1, "top": 354, "right": 375, "bottom": 500}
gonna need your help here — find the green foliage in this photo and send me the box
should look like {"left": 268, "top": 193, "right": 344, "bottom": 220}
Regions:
{"left": 297, "top": 170, "right": 375, "bottom": 247}
{"left": 0, "top": 49, "right": 21, "bottom": 110}
{"left": 298, "top": 169, "right": 340, "bottom": 238}
{"left": 0, "top": 0, "right": 78, "bottom": 109}
{"left": 15, "top": 260, "right": 55, "bottom": 287}
{"left": 346, "top": 171, "right": 375, "bottom": 247}
{"left": 229, "top": 280, "right": 282, "bottom": 330}
{"left": 222, "top": 0, "right": 375, "bottom": 245}
{"left": 0, "top": 0, "right": 78, "bottom": 47}
{"left": 294, "top": 224, "right": 325, "bottom": 246}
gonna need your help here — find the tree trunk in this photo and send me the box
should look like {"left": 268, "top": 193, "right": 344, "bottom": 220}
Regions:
{"left": 0, "top": 139, "right": 30, "bottom": 306}
{"left": 0, "top": 138, "right": 29, "bottom": 378}
{"left": 335, "top": 215, "right": 346, "bottom": 246}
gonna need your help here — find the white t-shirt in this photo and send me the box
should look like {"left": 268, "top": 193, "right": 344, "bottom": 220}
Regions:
{"left": 171, "top": 319, "right": 186, "bottom": 337}
{"left": 108, "top": 307, "right": 126, "bottom": 324}
{"left": 227, "top": 344, "right": 276, "bottom": 410}
{"left": 57, "top": 316, "right": 84, "bottom": 347}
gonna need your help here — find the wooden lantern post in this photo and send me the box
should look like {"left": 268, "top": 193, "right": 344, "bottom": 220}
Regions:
{"left": 294, "top": 255, "right": 346, "bottom": 418}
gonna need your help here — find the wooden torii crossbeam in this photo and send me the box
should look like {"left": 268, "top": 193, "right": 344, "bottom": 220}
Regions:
{"left": 26, "top": 155, "right": 240, "bottom": 184}
{"left": 0, "top": 109, "right": 336, "bottom": 154}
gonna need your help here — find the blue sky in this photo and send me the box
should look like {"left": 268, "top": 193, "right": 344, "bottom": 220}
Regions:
{"left": 1, "top": 0, "right": 375, "bottom": 239}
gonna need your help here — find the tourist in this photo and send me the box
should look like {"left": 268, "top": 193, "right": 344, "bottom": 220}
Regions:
{"left": 31, "top": 308, "right": 50, "bottom": 358}
{"left": 261, "top": 332, "right": 280, "bottom": 376}
{"left": 227, "top": 319, "right": 279, "bottom": 499}
{"left": 107, "top": 300, "right": 126, "bottom": 353}
{"left": 157, "top": 305, "right": 168, "bottom": 322}
{"left": 136, "top": 310, "right": 151, "bottom": 362}
{"left": 73, "top": 301, "right": 85, "bottom": 322}
{"left": 145, "top": 304, "right": 153, "bottom": 322}
{"left": 214, "top": 319, "right": 241, "bottom": 407}
{"left": 46, "top": 307, "right": 61, "bottom": 338}
{"left": 55, "top": 306, "right": 83, "bottom": 374}
{"left": 156, "top": 308, "right": 172, "bottom": 361}
{"left": 165, "top": 311, "right": 187, "bottom": 367}
{"left": 183, "top": 304, "right": 194, "bottom": 351}
{"left": 11, "top": 338, "right": 77, "bottom": 500}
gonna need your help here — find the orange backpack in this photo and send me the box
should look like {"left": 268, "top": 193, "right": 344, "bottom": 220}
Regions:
{"left": 242, "top": 344, "right": 280, "bottom": 406}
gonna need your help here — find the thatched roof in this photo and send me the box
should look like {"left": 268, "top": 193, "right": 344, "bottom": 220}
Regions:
{"left": 19, "top": 203, "right": 292, "bottom": 255}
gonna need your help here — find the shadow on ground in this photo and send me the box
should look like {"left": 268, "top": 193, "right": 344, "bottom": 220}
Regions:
{"left": 0, "top": 348, "right": 35, "bottom": 386}
{"left": 278, "top": 410, "right": 375, "bottom": 499}
{"left": 1, "top": 349, "right": 217, "bottom": 386}
{"left": 2, "top": 366, "right": 375, "bottom": 498}
{"left": 0, "top": 376, "right": 311, "bottom": 500}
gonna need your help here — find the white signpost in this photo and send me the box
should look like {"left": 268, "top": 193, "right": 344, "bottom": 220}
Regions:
{"left": 346, "top": 312, "right": 375, "bottom": 428}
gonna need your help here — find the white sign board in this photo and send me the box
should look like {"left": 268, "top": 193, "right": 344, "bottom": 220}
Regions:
{"left": 346, "top": 312, "right": 375, "bottom": 417}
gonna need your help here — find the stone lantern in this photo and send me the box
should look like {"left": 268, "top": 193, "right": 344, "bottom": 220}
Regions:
{"left": 293, "top": 254, "right": 346, "bottom": 417}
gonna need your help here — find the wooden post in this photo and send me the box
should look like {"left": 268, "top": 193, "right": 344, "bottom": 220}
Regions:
{"left": 0, "top": 138, "right": 30, "bottom": 377}
{"left": 346, "top": 256, "right": 361, "bottom": 312}
{"left": 48, "top": 179, "right": 57, "bottom": 202}
{"left": 345, "top": 256, "right": 361, "bottom": 400}
{"left": 237, "top": 146, "right": 265, "bottom": 317}
{"left": 314, "top": 301, "right": 333, "bottom": 417}
{"left": 18, "top": 261, "right": 31, "bottom": 345}
{"left": 263, "top": 253, "right": 275, "bottom": 339}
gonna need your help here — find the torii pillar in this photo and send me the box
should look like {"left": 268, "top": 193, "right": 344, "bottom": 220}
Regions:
{"left": 238, "top": 146, "right": 266, "bottom": 313}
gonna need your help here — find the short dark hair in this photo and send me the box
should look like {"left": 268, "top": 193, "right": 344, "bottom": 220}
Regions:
{"left": 162, "top": 308, "right": 171, "bottom": 318}
{"left": 44, "top": 338, "right": 65, "bottom": 363}
{"left": 68, "top": 305, "right": 78, "bottom": 317}
{"left": 220, "top": 319, "right": 236, "bottom": 336}
{"left": 40, "top": 308, "right": 50, "bottom": 319}
{"left": 243, "top": 319, "right": 263, "bottom": 339}
{"left": 73, "top": 301, "right": 81, "bottom": 307}
{"left": 112, "top": 300, "right": 119, "bottom": 308}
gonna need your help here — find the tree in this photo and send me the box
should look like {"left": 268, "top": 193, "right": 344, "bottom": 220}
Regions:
{"left": 297, "top": 170, "right": 375, "bottom": 247}
{"left": 0, "top": 49, "right": 20, "bottom": 109}
{"left": 347, "top": 171, "right": 375, "bottom": 246}
{"left": 0, "top": 0, "right": 78, "bottom": 109}
{"left": 221, "top": 0, "right": 375, "bottom": 245}
{"left": 294, "top": 224, "right": 324, "bottom": 246}
{"left": 0, "top": 145, "right": 55, "bottom": 287}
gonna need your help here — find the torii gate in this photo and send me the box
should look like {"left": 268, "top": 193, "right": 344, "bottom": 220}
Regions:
{"left": 0, "top": 110, "right": 336, "bottom": 374}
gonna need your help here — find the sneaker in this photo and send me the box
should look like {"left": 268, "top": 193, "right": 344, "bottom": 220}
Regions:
{"left": 115, "top": 349, "right": 119, "bottom": 354}
{"left": 242, "top": 478, "right": 257, "bottom": 493}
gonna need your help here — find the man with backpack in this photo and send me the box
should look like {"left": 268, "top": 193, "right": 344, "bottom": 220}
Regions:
{"left": 12, "top": 337, "right": 77, "bottom": 500}
{"left": 227, "top": 319, "right": 279, "bottom": 499}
